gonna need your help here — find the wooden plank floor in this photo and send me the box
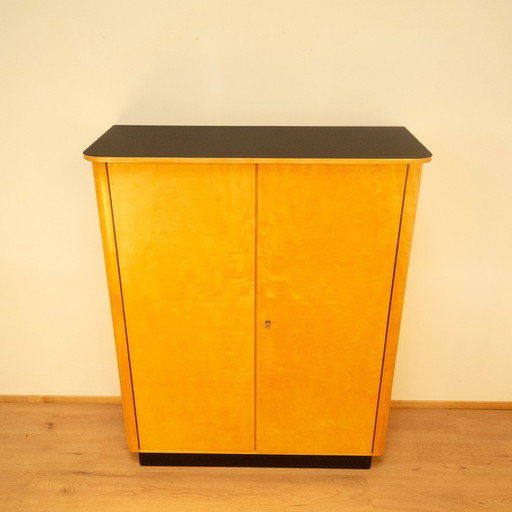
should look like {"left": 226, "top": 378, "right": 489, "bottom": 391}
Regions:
{"left": 1, "top": 403, "right": 511, "bottom": 511}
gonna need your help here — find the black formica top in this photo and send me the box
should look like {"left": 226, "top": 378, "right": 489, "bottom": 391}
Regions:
{"left": 84, "top": 126, "right": 431, "bottom": 161}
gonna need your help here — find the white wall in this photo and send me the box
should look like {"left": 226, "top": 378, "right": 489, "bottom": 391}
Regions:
{"left": 1, "top": 0, "right": 511, "bottom": 400}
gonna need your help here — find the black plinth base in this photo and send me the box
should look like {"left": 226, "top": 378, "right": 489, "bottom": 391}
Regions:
{"left": 139, "top": 453, "right": 372, "bottom": 469}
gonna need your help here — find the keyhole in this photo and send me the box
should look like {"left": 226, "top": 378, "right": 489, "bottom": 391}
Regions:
{"left": 265, "top": 320, "right": 272, "bottom": 329}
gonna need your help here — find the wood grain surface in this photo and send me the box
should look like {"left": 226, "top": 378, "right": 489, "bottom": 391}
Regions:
{"left": 1, "top": 396, "right": 511, "bottom": 409}
{"left": 92, "top": 162, "right": 139, "bottom": 452}
{"left": 256, "top": 163, "right": 407, "bottom": 455}
{"left": 107, "top": 162, "right": 256, "bottom": 453}
{"left": 1, "top": 403, "right": 511, "bottom": 511}
{"left": 372, "top": 163, "right": 423, "bottom": 455}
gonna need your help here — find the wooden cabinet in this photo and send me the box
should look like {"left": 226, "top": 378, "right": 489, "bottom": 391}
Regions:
{"left": 84, "top": 126, "right": 431, "bottom": 468}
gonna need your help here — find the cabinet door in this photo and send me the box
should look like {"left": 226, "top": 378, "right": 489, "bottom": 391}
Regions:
{"left": 108, "top": 162, "right": 255, "bottom": 453}
{"left": 256, "top": 163, "right": 407, "bottom": 455}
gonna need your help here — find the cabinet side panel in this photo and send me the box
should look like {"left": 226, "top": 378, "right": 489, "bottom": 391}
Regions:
{"left": 373, "top": 164, "right": 423, "bottom": 456}
{"left": 257, "top": 164, "right": 407, "bottom": 455}
{"left": 108, "top": 163, "right": 255, "bottom": 453}
{"left": 92, "top": 162, "right": 139, "bottom": 452}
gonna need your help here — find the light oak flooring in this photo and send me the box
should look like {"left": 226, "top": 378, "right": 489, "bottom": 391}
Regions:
{"left": 1, "top": 403, "right": 511, "bottom": 511}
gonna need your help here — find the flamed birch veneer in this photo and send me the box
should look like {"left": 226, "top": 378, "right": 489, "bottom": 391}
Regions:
{"left": 84, "top": 126, "right": 431, "bottom": 467}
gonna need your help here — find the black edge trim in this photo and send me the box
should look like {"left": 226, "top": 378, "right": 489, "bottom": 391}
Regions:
{"left": 139, "top": 453, "right": 372, "bottom": 469}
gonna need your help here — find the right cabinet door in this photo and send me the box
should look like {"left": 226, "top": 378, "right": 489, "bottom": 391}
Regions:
{"left": 256, "top": 163, "right": 408, "bottom": 455}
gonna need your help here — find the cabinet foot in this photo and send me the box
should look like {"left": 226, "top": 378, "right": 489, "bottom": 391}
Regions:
{"left": 139, "top": 453, "right": 372, "bottom": 469}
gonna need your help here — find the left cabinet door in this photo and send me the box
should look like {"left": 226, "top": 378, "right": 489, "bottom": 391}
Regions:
{"left": 108, "top": 162, "right": 256, "bottom": 453}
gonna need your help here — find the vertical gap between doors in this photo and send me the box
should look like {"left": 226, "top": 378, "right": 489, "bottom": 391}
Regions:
{"left": 254, "top": 164, "right": 259, "bottom": 453}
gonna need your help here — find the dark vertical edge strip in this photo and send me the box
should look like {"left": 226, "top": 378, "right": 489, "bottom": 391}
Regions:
{"left": 371, "top": 164, "right": 410, "bottom": 454}
{"left": 106, "top": 163, "right": 141, "bottom": 451}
